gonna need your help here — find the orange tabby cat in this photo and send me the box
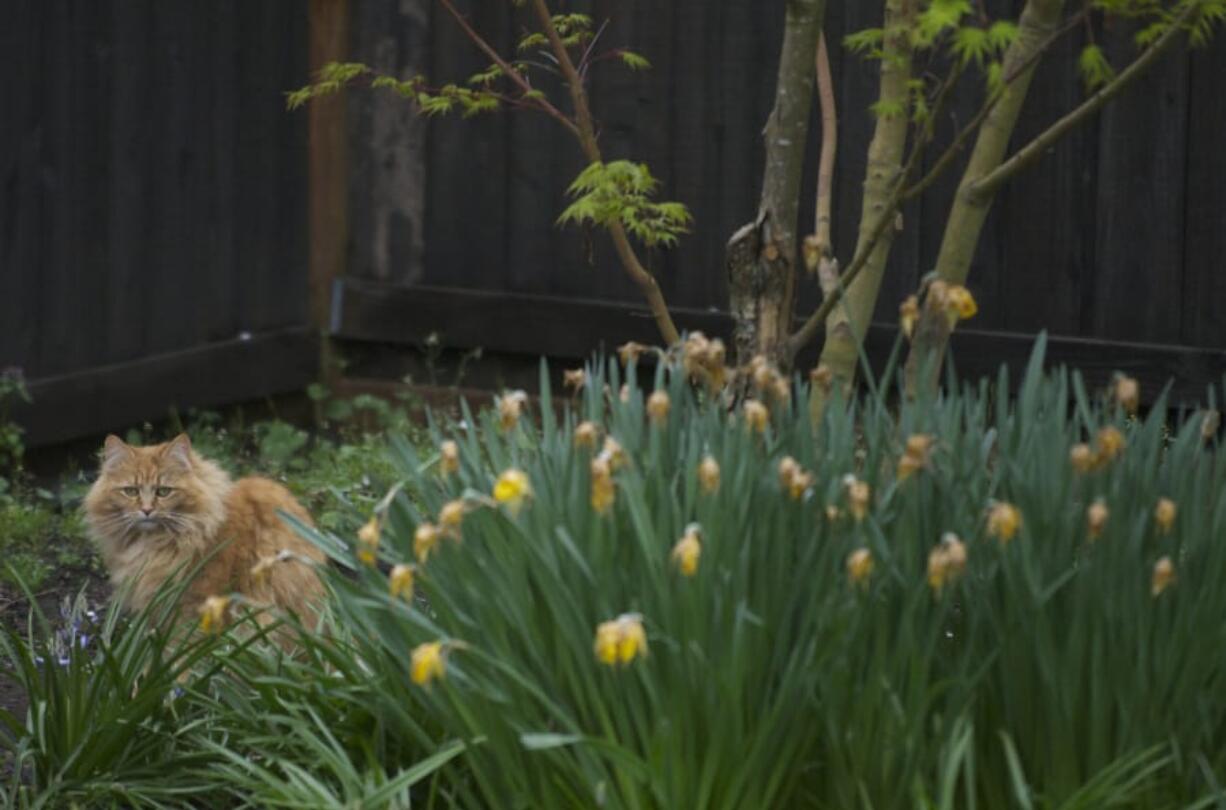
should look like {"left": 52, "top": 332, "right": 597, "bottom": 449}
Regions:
{"left": 83, "top": 433, "right": 325, "bottom": 631}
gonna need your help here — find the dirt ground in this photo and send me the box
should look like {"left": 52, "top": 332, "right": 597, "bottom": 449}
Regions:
{"left": 0, "top": 565, "right": 110, "bottom": 725}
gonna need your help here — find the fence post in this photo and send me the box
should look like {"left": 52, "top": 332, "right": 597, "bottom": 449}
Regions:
{"left": 308, "top": 0, "right": 349, "bottom": 384}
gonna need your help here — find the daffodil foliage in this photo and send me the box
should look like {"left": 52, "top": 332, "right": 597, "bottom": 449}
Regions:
{"left": 290, "top": 335, "right": 1226, "bottom": 808}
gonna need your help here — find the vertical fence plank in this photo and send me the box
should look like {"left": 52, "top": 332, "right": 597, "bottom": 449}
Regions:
{"left": 309, "top": 0, "right": 350, "bottom": 317}
{"left": 1181, "top": 41, "right": 1226, "bottom": 351}
{"left": 423, "top": 0, "right": 510, "bottom": 293}
{"left": 0, "top": 1, "right": 34, "bottom": 369}
{"left": 347, "top": 0, "right": 428, "bottom": 287}
{"left": 1090, "top": 31, "right": 1188, "bottom": 344}
{"left": 994, "top": 25, "right": 1094, "bottom": 337}
{"left": 504, "top": 9, "right": 578, "bottom": 299}
{"left": 107, "top": 0, "right": 155, "bottom": 364}
{"left": 204, "top": 0, "right": 240, "bottom": 343}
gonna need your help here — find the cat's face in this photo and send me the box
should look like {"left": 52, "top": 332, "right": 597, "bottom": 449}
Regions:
{"left": 88, "top": 434, "right": 208, "bottom": 540}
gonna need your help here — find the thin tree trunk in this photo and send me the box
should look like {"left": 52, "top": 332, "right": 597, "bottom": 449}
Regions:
{"left": 525, "top": 0, "right": 680, "bottom": 346}
{"left": 903, "top": 0, "right": 1065, "bottom": 392}
{"left": 812, "top": 0, "right": 917, "bottom": 392}
{"left": 727, "top": 0, "right": 826, "bottom": 366}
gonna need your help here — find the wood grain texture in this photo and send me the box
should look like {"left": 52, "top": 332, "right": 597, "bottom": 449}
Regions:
{"left": 5, "top": 0, "right": 312, "bottom": 438}
{"left": 345, "top": 0, "right": 427, "bottom": 286}
{"left": 333, "top": 278, "right": 1226, "bottom": 406}
{"left": 17, "top": 329, "right": 319, "bottom": 448}
{"left": 1181, "top": 39, "right": 1226, "bottom": 350}
{"left": 310, "top": 0, "right": 351, "bottom": 322}
{"left": 1091, "top": 23, "right": 1188, "bottom": 344}
{"left": 357, "top": 0, "right": 1226, "bottom": 358}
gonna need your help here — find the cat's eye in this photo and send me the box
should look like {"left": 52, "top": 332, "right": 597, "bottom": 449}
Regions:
{"left": 120, "top": 486, "right": 139, "bottom": 497}
{"left": 155, "top": 486, "right": 174, "bottom": 498}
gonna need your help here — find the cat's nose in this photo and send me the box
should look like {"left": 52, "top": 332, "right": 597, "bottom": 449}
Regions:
{"left": 140, "top": 507, "right": 154, "bottom": 516}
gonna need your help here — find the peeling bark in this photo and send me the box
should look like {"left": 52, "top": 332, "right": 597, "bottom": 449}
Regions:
{"left": 726, "top": 0, "right": 826, "bottom": 367}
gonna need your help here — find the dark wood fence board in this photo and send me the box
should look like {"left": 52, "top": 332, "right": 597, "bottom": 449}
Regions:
{"left": 273, "top": 5, "right": 310, "bottom": 330}
{"left": 6, "top": 1, "right": 312, "bottom": 446}
{"left": 665, "top": 0, "right": 725, "bottom": 309}
{"left": 1092, "top": 27, "right": 1188, "bottom": 344}
{"left": 347, "top": 0, "right": 428, "bottom": 286}
{"left": 16, "top": 329, "right": 319, "bottom": 448}
{"left": 39, "top": 0, "right": 76, "bottom": 377}
{"left": 204, "top": 0, "right": 240, "bottom": 343}
{"left": 422, "top": 0, "right": 511, "bottom": 293}
{"left": 996, "top": 24, "right": 1094, "bottom": 336}
{"left": 107, "top": 0, "right": 155, "bottom": 364}
{"left": 0, "top": 2, "right": 39, "bottom": 371}
{"left": 377, "top": 1, "right": 1225, "bottom": 357}
{"left": 6, "top": 2, "right": 50, "bottom": 373}
{"left": 148, "top": 0, "right": 196, "bottom": 354}
{"left": 1181, "top": 42, "right": 1226, "bottom": 350}
{"left": 74, "top": 1, "right": 115, "bottom": 370}
{"left": 333, "top": 279, "right": 1225, "bottom": 407}
{"left": 237, "top": 0, "right": 282, "bottom": 335}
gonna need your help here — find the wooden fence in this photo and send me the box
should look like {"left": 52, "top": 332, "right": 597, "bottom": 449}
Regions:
{"left": 3, "top": 1, "right": 1224, "bottom": 447}
{"left": 0, "top": 1, "right": 317, "bottom": 445}
{"left": 331, "top": 0, "right": 1226, "bottom": 402}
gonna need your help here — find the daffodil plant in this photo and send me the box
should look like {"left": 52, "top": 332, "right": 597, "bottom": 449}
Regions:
{"left": 285, "top": 336, "right": 1226, "bottom": 807}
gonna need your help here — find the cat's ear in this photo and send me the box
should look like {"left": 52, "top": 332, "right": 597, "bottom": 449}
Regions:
{"left": 164, "top": 433, "right": 194, "bottom": 468}
{"left": 101, "top": 435, "right": 132, "bottom": 471}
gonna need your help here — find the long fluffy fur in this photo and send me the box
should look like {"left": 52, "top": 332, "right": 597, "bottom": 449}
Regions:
{"left": 83, "top": 433, "right": 325, "bottom": 628}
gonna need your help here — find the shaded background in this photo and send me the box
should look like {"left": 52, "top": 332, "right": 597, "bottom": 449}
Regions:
{"left": 3, "top": 0, "right": 1224, "bottom": 447}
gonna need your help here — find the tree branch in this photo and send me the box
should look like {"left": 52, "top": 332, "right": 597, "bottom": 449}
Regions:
{"left": 971, "top": 3, "right": 1196, "bottom": 197}
{"left": 437, "top": 0, "right": 580, "bottom": 138}
{"left": 787, "top": 65, "right": 959, "bottom": 355}
{"left": 812, "top": 32, "right": 837, "bottom": 268}
{"left": 526, "top": 0, "right": 680, "bottom": 344}
{"left": 901, "top": 9, "right": 1085, "bottom": 202}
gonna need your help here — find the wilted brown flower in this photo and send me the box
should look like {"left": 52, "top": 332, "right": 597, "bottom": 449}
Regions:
{"left": 574, "top": 420, "right": 601, "bottom": 449}
{"left": 1095, "top": 426, "right": 1126, "bottom": 464}
{"left": 439, "top": 440, "right": 460, "bottom": 476}
{"left": 1201, "top": 410, "right": 1220, "bottom": 442}
{"left": 844, "top": 475, "right": 871, "bottom": 522}
{"left": 899, "top": 295, "right": 919, "bottom": 339}
{"left": 897, "top": 433, "right": 934, "bottom": 481}
{"left": 1151, "top": 556, "right": 1176, "bottom": 597}
{"left": 846, "top": 548, "right": 874, "bottom": 588}
{"left": 496, "top": 390, "right": 529, "bottom": 433}
{"left": 601, "top": 436, "right": 628, "bottom": 470}
{"left": 414, "top": 522, "right": 441, "bottom": 563}
{"left": 1087, "top": 499, "right": 1109, "bottom": 540}
{"left": 945, "top": 285, "right": 977, "bottom": 320}
{"left": 743, "top": 399, "right": 769, "bottom": 433}
{"left": 563, "top": 368, "right": 588, "bottom": 392}
{"left": 1070, "top": 443, "right": 1095, "bottom": 473}
{"left": 439, "top": 500, "right": 466, "bottom": 540}
{"left": 618, "top": 341, "right": 648, "bottom": 366}
{"left": 928, "top": 533, "right": 967, "bottom": 594}
{"left": 810, "top": 364, "right": 834, "bottom": 392}
{"left": 1113, "top": 375, "right": 1139, "bottom": 415}
{"left": 590, "top": 456, "right": 616, "bottom": 515}
{"left": 646, "top": 390, "right": 671, "bottom": 426}
{"left": 777, "top": 456, "right": 812, "bottom": 500}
